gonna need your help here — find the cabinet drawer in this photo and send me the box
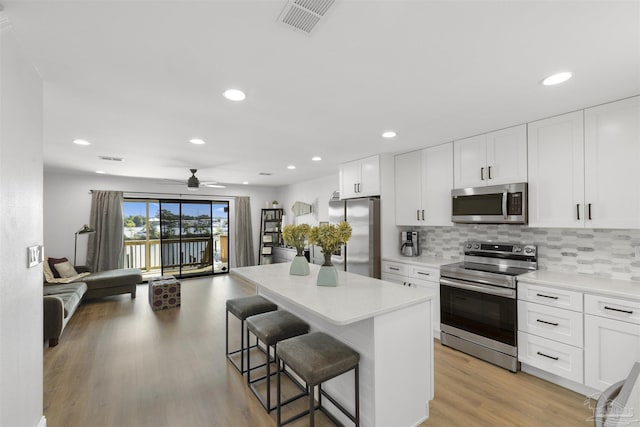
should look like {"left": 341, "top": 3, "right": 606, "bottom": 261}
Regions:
{"left": 409, "top": 266, "right": 439, "bottom": 282}
{"left": 381, "top": 262, "right": 408, "bottom": 276}
{"left": 518, "top": 332, "right": 584, "bottom": 384}
{"left": 517, "top": 301, "right": 583, "bottom": 348}
{"left": 584, "top": 294, "right": 640, "bottom": 325}
{"left": 518, "top": 281, "right": 583, "bottom": 312}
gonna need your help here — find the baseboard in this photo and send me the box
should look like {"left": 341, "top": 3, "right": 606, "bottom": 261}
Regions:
{"left": 37, "top": 415, "right": 46, "bottom": 427}
{"left": 521, "top": 363, "right": 600, "bottom": 398}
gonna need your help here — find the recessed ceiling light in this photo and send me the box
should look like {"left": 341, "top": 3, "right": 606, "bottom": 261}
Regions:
{"left": 287, "top": 165, "right": 296, "bottom": 170}
{"left": 242, "top": 181, "right": 249, "bottom": 185}
{"left": 95, "top": 170, "right": 106, "bottom": 174}
{"left": 189, "top": 138, "right": 205, "bottom": 145}
{"left": 223, "top": 89, "right": 246, "bottom": 101}
{"left": 382, "top": 131, "right": 397, "bottom": 139}
{"left": 312, "top": 156, "right": 322, "bottom": 161}
{"left": 73, "top": 139, "right": 91, "bottom": 146}
{"left": 542, "top": 72, "right": 572, "bottom": 86}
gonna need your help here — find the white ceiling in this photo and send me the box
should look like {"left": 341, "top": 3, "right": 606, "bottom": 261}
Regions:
{"left": 4, "top": 0, "right": 640, "bottom": 187}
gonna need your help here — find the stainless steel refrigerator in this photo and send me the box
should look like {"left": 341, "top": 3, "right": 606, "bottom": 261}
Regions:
{"left": 328, "top": 197, "right": 381, "bottom": 279}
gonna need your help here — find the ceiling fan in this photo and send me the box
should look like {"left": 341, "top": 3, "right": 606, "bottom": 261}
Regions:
{"left": 159, "top": 169, "right": 226, "bottom": 191}
{"left": 186, "top": 169, "right": 226, "bottom": 191}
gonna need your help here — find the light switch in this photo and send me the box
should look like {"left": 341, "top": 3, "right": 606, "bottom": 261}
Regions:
{"left": 27, "top": 245, "right": 43, "bottom": 268}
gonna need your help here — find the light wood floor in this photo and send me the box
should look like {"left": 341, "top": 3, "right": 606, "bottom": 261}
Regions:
{"left": 44, "top": 274, "right": 595, "bottom": 427}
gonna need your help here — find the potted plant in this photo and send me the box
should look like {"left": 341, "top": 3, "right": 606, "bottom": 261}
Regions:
{"left": 309, "top": 221, "right": 352, "bottom": 286}
{"left": 282, "top": 224, "right": 311, "bottom": 276}
{"left": 272, "top": 200, "right": 280, "bottom": 208}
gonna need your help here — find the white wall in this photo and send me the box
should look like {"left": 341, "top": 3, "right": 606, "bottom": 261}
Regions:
{"left": 0, "top": 18, "right": 45, "bottom": 427}
{"left": 274, "top": 174, "right": 338, "bottom": 226}
{"left": 43, "top": 171, "right": 278, "bottom": 268}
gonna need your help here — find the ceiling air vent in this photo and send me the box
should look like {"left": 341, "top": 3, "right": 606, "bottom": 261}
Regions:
{"left": 99, "top": 156, "right": 124, "bottom": 162}
{"left": 278, "top": 0, "right": 336, "bottom": 35}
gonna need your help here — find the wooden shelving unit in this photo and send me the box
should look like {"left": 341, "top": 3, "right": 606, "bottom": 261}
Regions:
{"left": 258, "top": 208, "right": 284, "bottom": 265}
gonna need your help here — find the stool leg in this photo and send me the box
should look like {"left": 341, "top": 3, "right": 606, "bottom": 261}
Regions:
{"left": 276, "top": 355, "right": 282, "bottom": 427}
{"left": 266, "top": 343, "right": 272, "bottom": 410}
{"left": 246, "top": 326, "right": 251, "bottom": 384}
{"left": 355, "top": 365, "right": 360, "bottom": 427}
{"left": 240, "top": 319, "right": 245, "bottom": 373}
{"left": 309, "top": 384, "right": 315, "bottom": 427}
{"left": 225, "top": 310, "right": 229, "bottom": 356}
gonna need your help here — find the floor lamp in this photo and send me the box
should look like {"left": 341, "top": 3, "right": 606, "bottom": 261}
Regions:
{"left": 74, "top": 224, "right": 95, "bottom": 267}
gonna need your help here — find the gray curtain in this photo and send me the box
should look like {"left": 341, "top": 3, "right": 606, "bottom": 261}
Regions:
{"left": 235, "top": 196, "right": 255, "bottom": 267}
{"left": 87, "top": 190, "right": 124, "bottom": 272}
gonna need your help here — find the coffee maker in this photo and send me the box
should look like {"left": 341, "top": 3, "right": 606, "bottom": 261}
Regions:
{"left": 400, "top": 231, "right": 420, "bottom": 257}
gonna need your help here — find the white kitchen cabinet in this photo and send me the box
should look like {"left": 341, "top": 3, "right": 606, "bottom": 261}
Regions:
{"left": 517, "top": 281, "right": 584, "bottom": 383}
{"left": 453, "top": 124, "right": 527, "bottom": 188}
{"left": 528, "top": 96, "right": 640, "bottom": 229}
{"left": 339, "top": 155, "right": 380, "bottom": 199}
{"left": 395, "top": 143, "right": 453, "bottom": 226}
{"left": 527, "top": 111, "right": 585, "bottom": 228}
{"left": 584, "top": 96, "right": 640, "bottom": 228}
{"left": 584, "top": 294, "right": 640, "bottom": 391}
{"left": 381, "top": 260, "right": 441, "bottom": 335}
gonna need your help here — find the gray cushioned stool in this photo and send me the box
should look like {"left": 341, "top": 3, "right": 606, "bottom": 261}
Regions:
{"left": 226, "top": 295, "right": 277, "bottom": 374}
{"left": 246, "top": 310, "right": 310, "bottom": 412}
{"left": 276, "top": 332, "right": 360, "bottom": 427}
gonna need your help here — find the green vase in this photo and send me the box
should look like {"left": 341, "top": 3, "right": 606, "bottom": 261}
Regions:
{"left": 317, "top": 253, "right": 338, "bottom": 286}
{"left": 289, "top": 255, "right": 310, "bottom": 276}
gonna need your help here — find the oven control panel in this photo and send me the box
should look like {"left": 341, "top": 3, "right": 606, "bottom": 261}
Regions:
{"left": 464, "top": 241, "right": 536, "bottom": 257}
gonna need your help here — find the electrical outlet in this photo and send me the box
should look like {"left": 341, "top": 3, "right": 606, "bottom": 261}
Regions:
{"left": 27, "top": 245, "right": 43, "bottom": 268}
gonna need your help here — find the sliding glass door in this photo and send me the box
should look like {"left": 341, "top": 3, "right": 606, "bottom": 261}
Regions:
{"left": 124, "top": 198, "right": 229, "bottom": 279}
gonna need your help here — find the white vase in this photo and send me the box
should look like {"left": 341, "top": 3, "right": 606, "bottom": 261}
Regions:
{"left": 289, "top": 255, "right": 310, "bottom": 276}
{"left": 317, "top": 253, "right": 338, "bottom": 286}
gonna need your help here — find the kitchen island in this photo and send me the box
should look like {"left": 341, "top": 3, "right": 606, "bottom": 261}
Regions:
{"left": 231, "top": 262, "right": 435, "bottom": 427}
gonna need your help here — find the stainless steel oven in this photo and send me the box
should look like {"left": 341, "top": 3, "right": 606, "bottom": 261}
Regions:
{"left": 440, "top": 241, "right": 537, "bottom": 372}
{"left": 451, "top": 182, "right": 527, "bottom": 224}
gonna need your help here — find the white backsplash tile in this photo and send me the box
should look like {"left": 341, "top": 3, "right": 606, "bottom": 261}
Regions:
{"left": 410, "top": 225, "right": 640, "bottom": 282}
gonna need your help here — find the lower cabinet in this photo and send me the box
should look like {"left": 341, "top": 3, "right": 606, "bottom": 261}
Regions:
{"left": 584, "top": 294, "right": 640, "bottom": 391}
{"left": 382, "top": 261, "right": 441, "bottom": 336}
{"left": 519, "top": 280, "right": 640, "bottom": 394}
{"left": 517, "top": 281, "right": 584, "bottom": 384}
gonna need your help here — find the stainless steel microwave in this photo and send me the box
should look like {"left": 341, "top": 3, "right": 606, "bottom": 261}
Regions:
{"left": 451, "top": 182, "right": 528, "bottom": 224}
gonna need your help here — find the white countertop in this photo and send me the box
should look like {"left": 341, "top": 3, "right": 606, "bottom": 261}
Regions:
{"left": 382, "top": 255, "right": 460, "bottom": 269}
{"left": 231, "top": 263, "right": 435, "bottom": 326}
{"left": 518, "top": 270, "right": 640, "bottom": 301}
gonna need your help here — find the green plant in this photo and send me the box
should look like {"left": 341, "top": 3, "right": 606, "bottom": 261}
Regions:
{"left": 309, "top": 221, "right": 352, "bottom": 255}
{"left": 282, "top": 224, "right": 311, "bottom": 256}
{"left": 272, "top": 200, "right": 279, "bottom": 205}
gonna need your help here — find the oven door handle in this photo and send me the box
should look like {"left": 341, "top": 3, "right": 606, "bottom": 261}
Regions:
{"left": 440, "top": 277, "right": 516, "bottom": 299}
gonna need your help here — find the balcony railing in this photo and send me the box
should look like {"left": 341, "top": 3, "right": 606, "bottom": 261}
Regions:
{"left": 124, "top": 235, "right": 228, "bottom": 272}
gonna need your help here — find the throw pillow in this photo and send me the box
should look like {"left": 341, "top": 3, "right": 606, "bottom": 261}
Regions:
{"left": 54, "top": 261, "right": 78, "bottom": 279}
{"left": 47, "top": 257, "right": 68, "bottom": 279}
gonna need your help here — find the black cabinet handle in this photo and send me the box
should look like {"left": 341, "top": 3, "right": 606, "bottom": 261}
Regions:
{"left": 389, "top": 266, "right": 400, "bottom": 271}
{"left": 536, "top": 293, "right": 559, "bottom": 300}
{"left": 576, "top": 204, "right": 580, "bottom": 220}
{"left": 588, "top": 203, "right": 592, "bottom": 220}
{"left": 417, "top": 210, "right": 420, "bottom": 221}
{"left": 536, "top": 319, "right": 559, "bottom": 326}
{"left": 417, "top": 272, "right": 431, "bottom": 276}
{"left": 421, "top": 210, "right": 425, "bottom": 220}
{"left": 536, "top": 351, "right": 559, "bottom": 361}
{"left": 488, "top": 166, "right": 492, "bottom": 180}
{"left": 604, "top": 306, "right": 633, "bottom": 314}
{"left": 481, "top": 167, "right": 485, "bottom": 180}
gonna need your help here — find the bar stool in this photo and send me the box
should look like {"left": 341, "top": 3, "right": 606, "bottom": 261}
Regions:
{"left": 225, "top": 295, "right": 277, "bottom": 374}
{"left": 246, "top": 310, "right": 310, "bottom": 412}
{"left": 276, "top": 332, "right": 360, "bottom": 427}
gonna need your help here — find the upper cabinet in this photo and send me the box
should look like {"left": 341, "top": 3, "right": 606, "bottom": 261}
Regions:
{"left": 528, "top": 97, "right": 640, "bottom": 229}
{"left": 453, "top": 124, "right": 527, "bottom": 188}
{"left": 528, "top": 111, "right": 585, "bottom": 228}
{"left": 395, "top": 143, "right": 453, "bottom": 226}
{"left": 584, "top": 97, "right": 640, "bottom": 229}
{"left": 339, "top": 155, "right": 380, "bottom": 199}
